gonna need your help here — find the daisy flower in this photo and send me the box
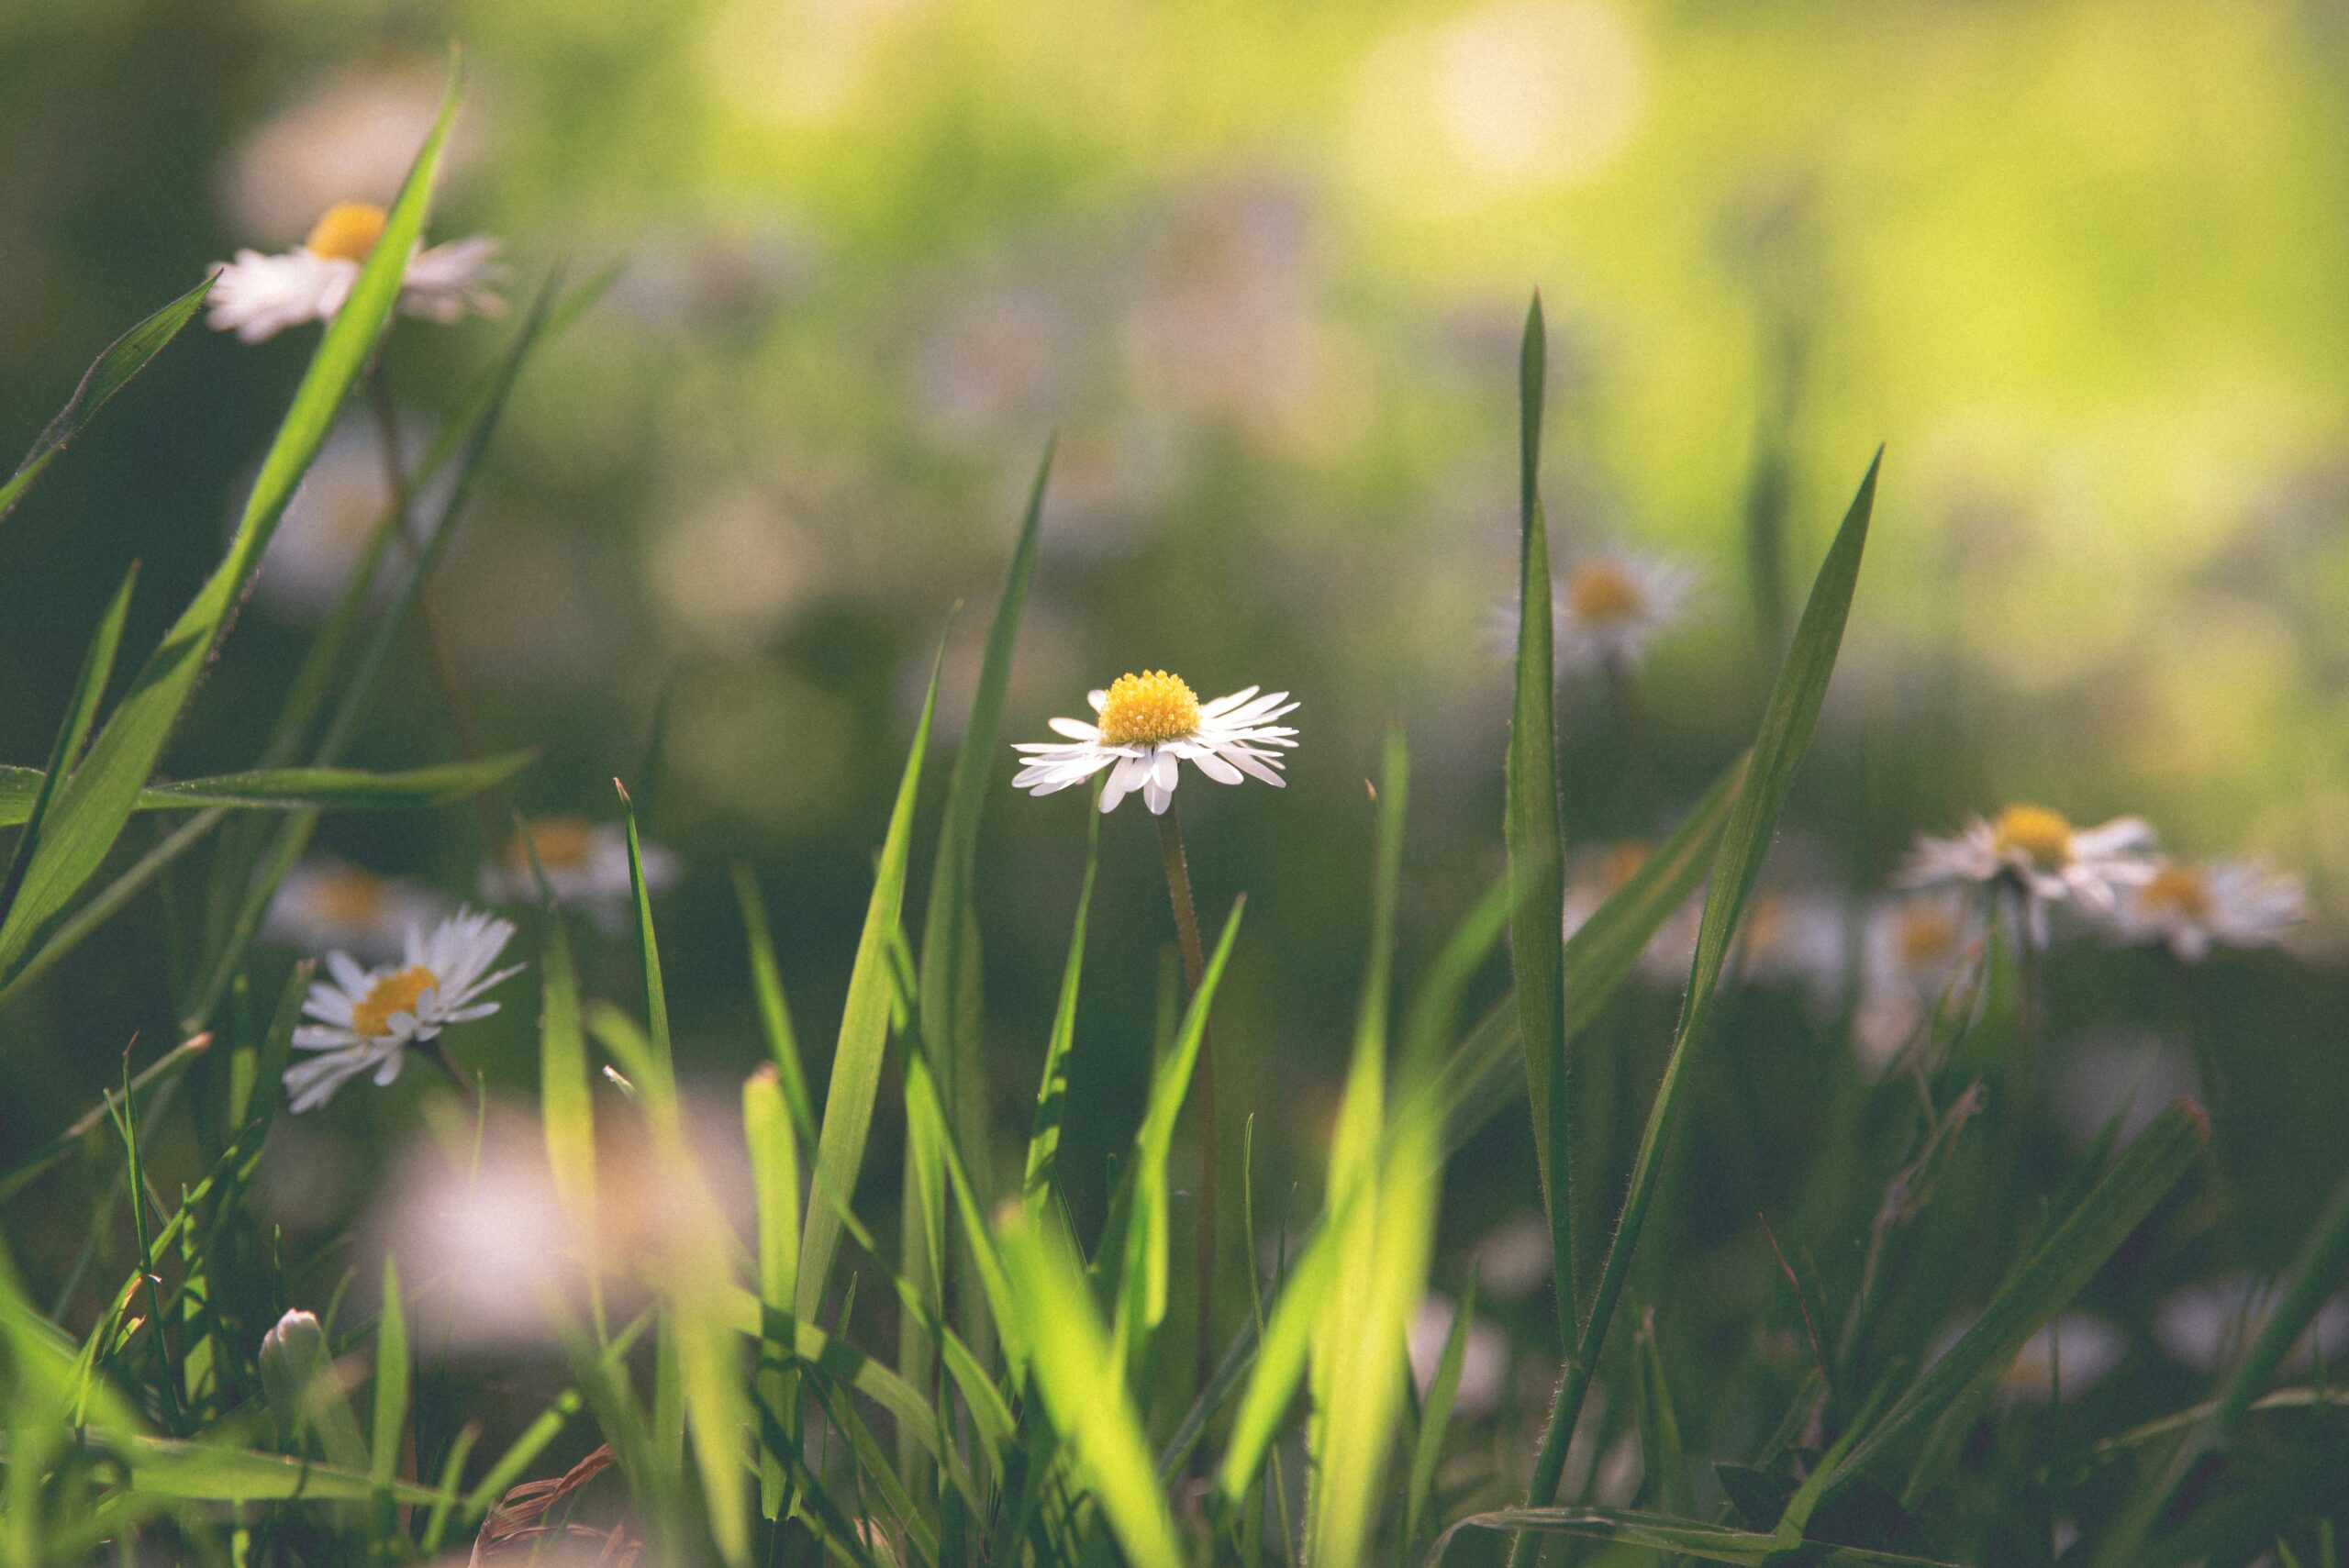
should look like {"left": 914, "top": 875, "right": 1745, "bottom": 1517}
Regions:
{"left": 1897, "top": 803, "right": 2158, "bottom": 942}
{"left": 2105, "top": 857, "right": 2307, "bottom": 962}
{"left": 1736, "top": 888, "right": 1852, "bottom": 1017}
{"left": 1553, "top": 550, "right": 1701, "bottom": 673}
{"left": 284, "top": 907, "right": 521, "bottom": 1113}
{"left": 206, "top": 200, "right": 507, "bottom": 345}
{"left": 262, "top": 856, "right": 447, "bottom": 965}
{"left": 1012, "top": 671, "right": 1298, "bottom": 815}
{"left": 481, "top": 815, "right": 681, "bottom": 935}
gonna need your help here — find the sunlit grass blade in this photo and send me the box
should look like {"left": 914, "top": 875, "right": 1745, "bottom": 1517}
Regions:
{"left": 1824, "top": 1099, "right": 2205, "bottom": 1501}
{"left": 996, "top": 1209, "right": 1185, "bottom": 1568}
{"left": 0, "top": 276, "right": 211, "bottom": 528}
{"left": 797, "top": 639, "right": 941, "bottom": 1321}
{"left": 737, "top": 866, "right": 818, "bottom": 1150}
{"left": 1503, "top": 294, "right": 1576, "bottom": 1332}
{"left": 1112, "top": 896, "right": 1244, "bottom": 1361}
{"left": 537, "top": 905, "right": 596, "bottom": 1226}
{"left": 1510, "top": 451, "right": 1880, "bottom": 1566}
{"left": 0, "top": 64, "right": 462, "bottom": 985}
{"left": 370, "top": 1256, "right": 410, "bottom": 1540}
{"left": 1024, "top": 806, "right": 1098, "bottom": 1220}
{"left": 0, "top": 562, "right": 136, "bottom": 925}
{"left": 745, "top": 1065, "right": 801, "bottom": 1520}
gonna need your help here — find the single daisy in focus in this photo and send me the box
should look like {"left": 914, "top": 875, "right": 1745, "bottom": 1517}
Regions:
{"left": 262, "top": 857, "right": 447, "bottom": 965}
{"left": 1552, "top": 550, "right": 1701, "bottom": 673}
{"left": 285, "top": 907, "right": 521, "bottom": 1113}
{"left": 207, "top": 200, "right": 506, "bottom": 344}
{"left": 2106, "top": 857, "right": 2307, "bottom": 962}
{"left": 481, "top": 815, "right": 681, "bottom": 934}
{"left": 1012, "top": 671, "right": 1298, "bottom": 815}
{"left": 1898, "top": 803, "right": 2158, "bottom": 943}
{"left": 1853, "top": 887, "right": 1986, "bottom": 1073}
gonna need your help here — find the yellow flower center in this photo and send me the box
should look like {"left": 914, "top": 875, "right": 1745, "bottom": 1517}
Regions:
{"left": 1096, "top": 671, "right": 1202, "bottom": 748}
{"left": 1896, "top": 906, "right": 1960, "bottom": 966}
{"left": 1990, "top": 804, "right": 2073, "bottom": 866}
{"left": 310, "top": 865, "right": 390, "bottom": 925}
{"left": 512, "top": 815, "right": 596, "bottom": 873}
{"left": 351, "top": 965, "right": 437, "bottom": 1039}
{"left": 304, "top": 201, "right": 388, "bottom": 264}
{"left": 2138, "top": 863, "right": 2212, "bottom": 921}
{"left": 1567, "top": 562, "right": 1644, "bottom": 625}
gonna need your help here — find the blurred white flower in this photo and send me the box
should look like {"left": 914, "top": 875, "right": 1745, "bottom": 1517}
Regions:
{"left": 1852, "top": 888, "right": 1985, "bottom": 1074}
{"left": 1736, "top": 888, "right": 1851, "bottom": 1016}
{"left": 915, "top": 285, "right": 1073, "bottom": 445}
{"left": 285, "top": 908, "right": 521, "bottom": 1113}
{"left": 263, "top": 857, "right": 448, "bottom": 965}
{"left": 482, "top": 817, "right": 681, "bottom": 935}
{"left": 2155, "top": 1273, "right": 2349, "bottom": 1374}
{"left": 1552, "top": 551, "right": 1701, "bottom": 673}
{"left": 249, "top": 417, "right": 453, "bottom": 622}
{"left": 2002, "top": 1313, "right": 2126, "bottom": 1403}
{"left": 1408, "top": 1294, "right": 1510, "bottom": 1419}
{"left": 1560, "top": 840, "right": 1698, "bottom": 985}
{"left": 217, "top": 66, "right": 474, "bottom": 244}
{"left": 1012, "top": 673, "right": 1298, "bottom": 816}
{"left": 1469, "top": 1212, "right": 1555, "bottom": 1302}
{"left": 2105, "top": 857, "right": 2307, "bottom": 962}
{"left": 1898, "top": 804, "right": 2158, "bottom": 943}
{"left": 207, "top": 201, "right": 506, "bottom": 344}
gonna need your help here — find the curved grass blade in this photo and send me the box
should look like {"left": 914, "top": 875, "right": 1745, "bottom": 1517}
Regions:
{"left": 798, "top": 639, "right": 941, "bottom": 1321}
{"left": 1510, "top": 451, "right": 1881, "bottom": 1567}
{"left": 996, "top": 1210, "right": 1184, "bottom": 1568}
{"left": 737, "top": 866, "right": 818, "bottom": 1150}
{"left": 1023, "top": 806, "right": 1099, "bottom": 1220}
{"left": 0, "top": 751, "right": 535, "bottom": 828}
{"left": 0, "top": 65, "right": 462, "bottom": 985}
{"left": 0, "top": 562, "right": 138, "bottom": 925}
{"left": 1504, "top": 295, "right": 1575, "bottom": 1331}
{"left": 0, "top": 277, "right": 211, "bottom": 528}
{"left": 1440, "top": 1506, "right": 1961, "bottom": 1567}
{"left": 369, "top": 1256, "right": 410, "bottom": 1539}
{"left": 1405, "top": 1273, "right": 1478, "bottom": 1555}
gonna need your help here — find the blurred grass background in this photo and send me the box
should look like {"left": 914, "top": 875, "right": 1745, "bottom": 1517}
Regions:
{"left": 4, "top": 0, "right": 2347, "bottom": 1291}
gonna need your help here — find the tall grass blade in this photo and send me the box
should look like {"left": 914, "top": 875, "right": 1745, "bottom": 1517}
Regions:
{"left": 1503, "top": 295, "right": 1575, "bottom": 1331}
{"left": 798, "top": 641, "right": 941, "bottom": 1320}
{"left": 737, "top": 866, "right": 819, "bottom": 1149}
{"left": 1023, "top": 807, "right": 1099, "bottom": 1220}
{"left": 1510, "top": 451, "right": 1880, "bottom": 1566}
{"left": 370, "top": 1255, "right": 410, "bottom": 1540}
{"left": 0, "top": 277, "right": 211, "bottom": 528}
{"left": 0, "top": 562, "right": 137, "bottom": 926}
{"left": 0, "top": 752, "right": 535, "bottom": 827}
{"left": 745, "top": 1065, "right": 801, "bottom": 1520}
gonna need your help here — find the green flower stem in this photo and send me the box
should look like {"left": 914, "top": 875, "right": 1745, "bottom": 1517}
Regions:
{"left": 1156, "top": 800, "right": 1219, "bottom": 1403}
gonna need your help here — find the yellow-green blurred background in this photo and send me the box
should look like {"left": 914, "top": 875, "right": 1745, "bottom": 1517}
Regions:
{"left": 6, "top": 0, "right": 2349, "bottom": 1253}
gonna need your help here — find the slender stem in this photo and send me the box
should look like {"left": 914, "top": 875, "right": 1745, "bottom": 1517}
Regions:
{"left": 1156, "top": 803, "right": 1219, "bottom": 1403}
{"left": 1601, "top": 653, "right": 1656, "bottom": 833}
{"left": 424, "top": 1039, "right": 481, "bottom": 1108}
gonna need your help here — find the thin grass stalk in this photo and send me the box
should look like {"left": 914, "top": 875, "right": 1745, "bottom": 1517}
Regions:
{"left": 1154, "top": 801, "right": 1220, "bottom": 1403}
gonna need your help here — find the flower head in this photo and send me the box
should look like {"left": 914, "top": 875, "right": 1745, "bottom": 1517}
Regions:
{"left": 1897, "top": 803, "right": 2158, "bottom": 942}
{"left": 1012, "top": 672, "right": 1297, "bottom": 815}
{"left": 2105, "top": 857, "right": 2307, "bottom": 962}
{"left": 1853, "top": 887, "right": 1987, "bottom": 1073}
{"left": 262, "top": 857, "right": 447, "bottom": 964}
{"left": 480, "top": 816, "right": 681, "bottom": 935}
{"left": 206, "top": 200, "right": 507, "bottom": 344}
{"left": 1553, "top": 550, "right": 1701, "bottom": 673}
{"left": 284, "top": 907, "right": 521, "bottom": 1113}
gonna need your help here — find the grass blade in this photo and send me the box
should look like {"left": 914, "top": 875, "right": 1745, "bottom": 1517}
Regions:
{"left": 1023, "top": 806, "right": 1099, "bottom": 1220}
{"left": 0, "top": 277, "right": 211, "bottom": 528}
{"left": 798, "top": 639, "right": 941, "bottom": 1321}
{"left": 1405, "top": 1276, "right": 1477, "bottom": 1556}
{"left": 0, "top": 562, "right": 138, "bottom": 925}
{"left": 1442, "top": 1507, "right": 1962, "bottom": 1566}
{"left": 745, "top": 1065, "right": 801, "bottom": 1520}
{"left": 1510, "top": 451, "right": 1881, "bottom": 1567}
{"left": 0, "top": 752, "right": 536, "bottom": 827}
{"left": 370, "top": 1256, "right": 410, "bottom": 1540}
{"left": 737, "top": 866, "right": 818, "bottom": 1150}
{"left": 1503, "top": 295, "right": 1575, "bottom": 1333}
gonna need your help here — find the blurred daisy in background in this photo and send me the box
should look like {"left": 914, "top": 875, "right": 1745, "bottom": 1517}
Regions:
{"left": 1468, "top": 1212, "right": 1554, "bottom": 1302}
{"left": 216, "top": 64, "right": 478, "bottom": 244}
{"left": 263, "top": 857, "right": 448, "bottom": 965}
{"left": 1553, "top": 550, "right": 1701, "bottom": 673}
{"left": 1735, "top": 887, "right": 1852, "bottom": 1017}
{"left": 2154, "top": 1273, "right": 2349, "bottom": 1374}
{"left": 2049, "top": 1028, "right": 2200, "bottom": 1150}
{"left": 483, "top": 815, "right": 681, "bottom": 933}
{"left": 207, "top": 200, "right": 506, "bottom": 344}
{"left": 1898, "top": 803, "right": 2158, "bottom": 943}
{"left": 249, "top": 417, "right": 448, "bottom": 621}
{"left": 2104, "top": 856, "right": 2307, "bottom": 962}
{"left": 2000, "top": 1313, "right": 2127, "bottom": 1404}
{"left": 1407, "top": 1293, "right": 1510, "bottom": 1419}
{"left": 1560, "top": 839, "right": 1700, "bottom": 985}
{"left": 1012, "top": 672, "right": 1298, "bottom": 815}
{"left": 284, "top": 907, "right": 520, "bottom": 1113}
{"left": 1853, "top": 888, "right": 1985, "bottom": 1074}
